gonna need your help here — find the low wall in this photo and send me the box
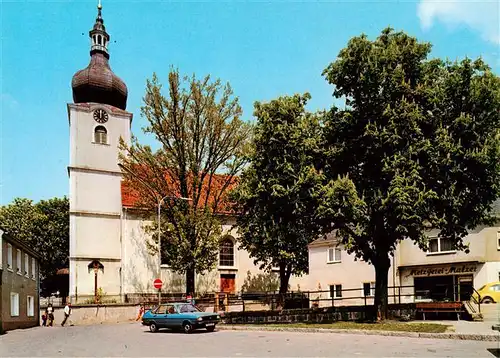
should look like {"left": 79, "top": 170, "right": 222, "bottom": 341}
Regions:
{"left": 40, "top": 304, "right": 141, "bottom": 326}
{"left": 222, "top": 304, "right": 416, "bottom": 324}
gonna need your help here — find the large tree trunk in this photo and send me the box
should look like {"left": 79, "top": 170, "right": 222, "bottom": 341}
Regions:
{"left": 373, "top": 252, "right": 391, "bottom": 321}
{"left": 185, "top": 267, "right": 195, "bottom": 296}
{"left": 279, "top": 263, "right": 292, "bottom": 294}
{"left": 276, "top": 263, "right": 292, "bottom": 310}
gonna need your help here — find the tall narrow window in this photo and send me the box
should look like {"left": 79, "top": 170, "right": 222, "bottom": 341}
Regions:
{"left": 27, "top": 296, "right": 34, "bottom": 317}
{"left": 16, "top": 249, "right": 21, "bottom": 274}
{"left": 11, "top": 293, "right": 19, "bottom": 316}
{"left": 94, "top": 126, "right": 107, "bottom": 144}
{"left": 32, "top": 258, "right": 36, "bottom": 279}
{"left": 7, "top": 243, "right": 13, "bottom": 270}
{"left": 24, "top": 253, "right": 29, "bottom": 276}
{"left": 219, "top": 238, "right": 235, "bottom": 267}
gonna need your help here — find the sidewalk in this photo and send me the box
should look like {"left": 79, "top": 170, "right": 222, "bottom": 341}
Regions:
{"left": 424, "top": 320, "right": 499, "bottom": 335}
{"left": 219, "top": 321, "right": 500, "bottom": 342}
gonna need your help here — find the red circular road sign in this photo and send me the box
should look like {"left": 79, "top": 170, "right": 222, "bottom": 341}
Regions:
{"left": 153, "top": 278, "right": 163, "bottom": 290}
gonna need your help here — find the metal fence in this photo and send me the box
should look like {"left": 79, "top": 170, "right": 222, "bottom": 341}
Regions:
{"left": 137, "top": 285, "right": 418, "bottom": 313}
{"left": 41, "top": 285, "right": 421, "bottom": 311}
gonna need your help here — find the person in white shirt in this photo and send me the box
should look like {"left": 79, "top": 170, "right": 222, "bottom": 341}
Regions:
{"left": 61, "top": 303, "right": 72, "bottom": 327}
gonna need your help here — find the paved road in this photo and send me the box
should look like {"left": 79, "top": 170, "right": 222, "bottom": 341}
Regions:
{"left": 1, "top": 322, "right": 499, "bottom": 357}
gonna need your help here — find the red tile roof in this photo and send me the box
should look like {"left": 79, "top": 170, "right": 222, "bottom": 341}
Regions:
{"left": 120, "top": 173, "right": 239, "bottom": 215}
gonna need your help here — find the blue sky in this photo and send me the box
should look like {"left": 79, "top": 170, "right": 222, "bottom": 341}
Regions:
{"left": 1, "top": 0, "right": 499, "bottom": 205}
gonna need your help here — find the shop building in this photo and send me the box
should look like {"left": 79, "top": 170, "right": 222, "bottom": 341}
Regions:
{"left": 301, "top": 225, "right": 500, "bottom": 305}
{"left": 397, "top": 225, "right": 500, "bottom": 303}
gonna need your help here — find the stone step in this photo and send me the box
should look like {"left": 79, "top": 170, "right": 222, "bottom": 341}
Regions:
{"left": 471, "top": 313, "right": 484, "bottom": 322}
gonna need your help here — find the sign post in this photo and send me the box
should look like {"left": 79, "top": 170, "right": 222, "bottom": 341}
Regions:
{"left": 153, "top": 278, "right": 163, "bottom": 305}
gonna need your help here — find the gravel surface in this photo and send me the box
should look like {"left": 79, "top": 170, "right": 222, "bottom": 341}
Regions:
{"left": 1, "top": 322, "right": 499, "bottom": 357}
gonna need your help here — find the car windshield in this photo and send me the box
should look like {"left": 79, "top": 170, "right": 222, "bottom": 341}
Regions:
{"left": 178, "top": 304, "right": 201, "bottom": 313}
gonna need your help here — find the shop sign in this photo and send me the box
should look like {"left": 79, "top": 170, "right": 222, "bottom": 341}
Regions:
{"left": 408, "top": 264, "right": 477, "bottom": 277}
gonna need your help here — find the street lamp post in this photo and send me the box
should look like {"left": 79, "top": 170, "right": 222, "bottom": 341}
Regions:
{"left": 117, "top": 164, "right": 192, "bottom": 304}
{"left": 157, "top": 195, "right": 191, "bottom": 305}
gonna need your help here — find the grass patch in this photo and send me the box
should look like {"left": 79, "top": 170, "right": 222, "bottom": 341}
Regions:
{"left": 259, "top": 321, "right": 450, "bottom": 333}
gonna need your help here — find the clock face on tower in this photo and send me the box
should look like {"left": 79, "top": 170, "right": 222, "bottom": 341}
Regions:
{"left": 93, "top": 109, "right": 109, "bottom": 123}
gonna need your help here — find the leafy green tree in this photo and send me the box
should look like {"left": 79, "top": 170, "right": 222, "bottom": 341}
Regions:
{"left": 241, "top": 271, "right": 280, "bottom": 293}
{"left": 0, "top": 197, "right": 69, "bottom": 281}
{"left": 233, "top": 93, "right": 323, "bottom": 294}
{"left": 119, "top": 69, "right": 252, "bottom": 295}
{"left": 318, "top": 28, "right": 500, "bottom": 319}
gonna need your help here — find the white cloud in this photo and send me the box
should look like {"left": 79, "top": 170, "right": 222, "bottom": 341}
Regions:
{"left": 417, "top": 0, "right": 500, "bottom": 44}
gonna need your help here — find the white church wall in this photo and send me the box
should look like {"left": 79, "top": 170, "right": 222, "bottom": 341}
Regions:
{"left": 68, "top": 105, "right": 131, "bottom": 171}
{"left": 70, "top": 171, "right": 123, "bottom": 214}
{"left": 71, "top": 259, "right": 122, "bottom": 302}
{"left": 121, "top": 212, "right": 158, "bottom": 295}
{"left": 71, "top": 215, "right": 121, "bottom": 259}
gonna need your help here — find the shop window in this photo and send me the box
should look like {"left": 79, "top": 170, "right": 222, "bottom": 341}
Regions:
{"left": 415, "top": 276, "right": 455, "bottom": 301}
{"left": 329, "top": 284, "right": 342, "bottom": 298}
{"left": 327, "top": 247, "right": 342, "bottom": 263}
{"left": 16, "top": 249, "right": 21, "bottom": 274}
{"left": 10, "top": 292, "right": 19, "bottom": 316}
{"left": 428, "top": 237, "right": 454, "bottom": 253}
{"left": 363, "top": 282, "right": 375, "bottom": 297}
{"left": 7, "top": 243, "right": 13, "bottom": 270}
{"left": 27, "top": 296, "right": 34, "bottom": 317}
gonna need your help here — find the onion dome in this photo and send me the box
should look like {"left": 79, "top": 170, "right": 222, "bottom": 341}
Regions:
{"left": 71, "top": 1, "right": 128, "bottom": 110}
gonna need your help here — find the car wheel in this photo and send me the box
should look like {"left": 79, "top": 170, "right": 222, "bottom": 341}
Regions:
{"left": 182, "top": 321, "right": 193, "bottom": 334}
{"left": 149, "top": 322, "right": 158, "bottom": 333}
{"left": 206, "top": 326, "right": 215, "bottom": 332}
{"left": 481, "top": 297, "right": 495, "bottom": 304}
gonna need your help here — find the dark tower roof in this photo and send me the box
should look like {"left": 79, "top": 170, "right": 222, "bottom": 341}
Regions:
{"left": 71, "top": 1, "right": 128, "bottom": 110}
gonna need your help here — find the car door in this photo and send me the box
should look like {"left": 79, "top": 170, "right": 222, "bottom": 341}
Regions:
{"left": 154, "top": 305, "right": 168, "bottom": 327}
{"left": 163, "top": 304, "right": 178, "bottom": 328}
{"left": 492, "top": 284, "right": 500, "bottom": 302}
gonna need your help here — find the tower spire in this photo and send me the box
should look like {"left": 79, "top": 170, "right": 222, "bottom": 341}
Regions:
{"left": 71, "top": 0, "right": 128, "bottom": 110}
{"left": 89, "top": 0, "right": 110, "bottom": 58}
{"left": 97, "top": 0, "right": 103, "bottom": 21}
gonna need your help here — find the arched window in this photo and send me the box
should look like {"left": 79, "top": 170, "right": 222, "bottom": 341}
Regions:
{"left": 98, "top": 35, "right": 102, "bottom": 45}
{"left": 219, "top": 238, "right": 234, "bottom": 267}
{"left": 94, "top": 126, "right": 107, "bottom": 144}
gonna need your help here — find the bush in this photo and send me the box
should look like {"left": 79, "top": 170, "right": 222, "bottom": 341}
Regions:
{"left": 241, "top": 271, "right": 280, "bottom": 293}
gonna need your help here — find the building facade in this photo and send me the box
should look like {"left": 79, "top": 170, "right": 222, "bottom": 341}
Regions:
{"left": 68, "top": 4, "right": 500, "bottom": 305}
{"left": 0, "top": 228, "right": 41, "bottom": 332}
{"left": 301, "top": 226, "right": 500, "bottom": 306}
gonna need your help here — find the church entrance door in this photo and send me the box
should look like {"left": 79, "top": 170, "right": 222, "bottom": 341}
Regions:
{"left": 220, "top": 274, "right": 236, "bottom": 293}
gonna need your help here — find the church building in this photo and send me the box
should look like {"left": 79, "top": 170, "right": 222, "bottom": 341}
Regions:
{"left": 68, "top": 3, "right": 268, "bottom": 304}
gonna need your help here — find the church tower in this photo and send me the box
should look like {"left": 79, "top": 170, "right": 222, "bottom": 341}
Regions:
{"left": 68, "top": 1, "right": 132, "bottom": 303}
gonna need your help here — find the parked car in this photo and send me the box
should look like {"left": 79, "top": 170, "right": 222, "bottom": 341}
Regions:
{"left": 473, "top": 282, "right": 500, "bottom": 304}
{"left": 142, "top": 302, "right": 220, "bottom": 333}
